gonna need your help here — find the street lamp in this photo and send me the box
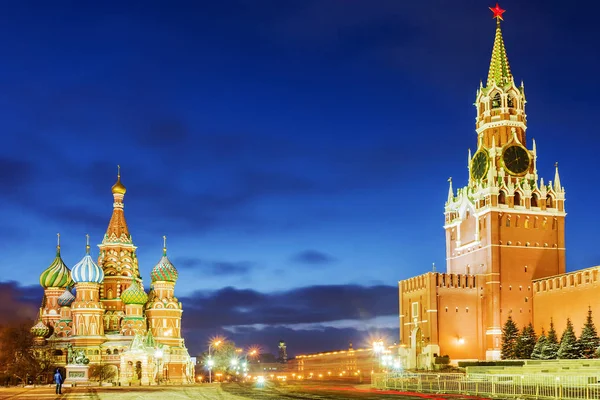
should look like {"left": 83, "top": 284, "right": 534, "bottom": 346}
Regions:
{"left": 208, "top": 339, "right": 223, "bottom": 383}
{"left": 207, "top": 358, "right": 215, "bottom": 383}
{"left": 154, "top": 349, "right": 163, "bottom": 385}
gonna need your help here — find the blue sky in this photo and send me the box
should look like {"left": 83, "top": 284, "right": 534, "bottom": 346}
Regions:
{"left": 1, "top": 0, "right": 599, "bottom": 356}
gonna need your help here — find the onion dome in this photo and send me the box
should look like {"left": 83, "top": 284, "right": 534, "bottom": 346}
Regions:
{"left": 30, "top": 319, "right": 50, "bottom": 338}
{"left": 150, "top": 236, "right": 178, "bottom": 283}
{"left": 71, "top": 235, "right": 104, "bottom": 284}
{"left": 121, "top": 279, "right": 148, "bottom": 305}
{"left": 39, "top": 234, "right": 71, "bottom": 289}
{"left": 57, "top": 289, "right": 75, "bottom": 307}
{"left": 111, "top": 165, "right": 126, "bottom": 195}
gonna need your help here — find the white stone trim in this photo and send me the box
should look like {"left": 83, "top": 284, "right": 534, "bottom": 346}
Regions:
{"left": 476, "top": 120, "right": 527, "bottom": 135}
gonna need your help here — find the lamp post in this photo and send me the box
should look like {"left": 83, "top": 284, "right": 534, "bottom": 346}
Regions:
{"left": 208, "top": 339, "right": 222, "bottom": 383}
{"left": 154, "top": 349, "right": 163, "bottom": 385}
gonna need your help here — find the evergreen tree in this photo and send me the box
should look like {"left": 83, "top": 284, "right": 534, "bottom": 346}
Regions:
{"left": 531, "top": 329, "right": 547, "bottom": 359}
{"left": 501, "top": 314, "right": 519, "bottom": 360}
{"left": 515, "top": 323, "right": 537, "bottom": 359}
{"left": 579, "top": 307, "right": 600, "bottom": 359}
{"left": 557, "top": 318, "right": 580, "bottom": 359}
{"left": 543, "top": 319, "right": 559, "bottom": 359}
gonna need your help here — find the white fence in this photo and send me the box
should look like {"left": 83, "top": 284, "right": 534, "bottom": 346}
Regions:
{"left": 372, "top": 372, "right": 600, "bottom": 399}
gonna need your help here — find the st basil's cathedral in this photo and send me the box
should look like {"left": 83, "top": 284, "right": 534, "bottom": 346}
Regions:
{"left": 30, "top": 170, "right": 194, "bottom": 385}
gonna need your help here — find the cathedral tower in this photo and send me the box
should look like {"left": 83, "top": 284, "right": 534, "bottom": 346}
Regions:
{"left": 71, "top": 235, "right": 105, "bottom": 346}
{"left": 145, "top": 237, "right": 183, "bottom": 348}
{"left": 39, "top": 234, "right": 72, "bottom": 330}
{"left": 443, "top": 4, "right": 566, "bottom": 359}
{"left": 97, "top": 167, "right": 140, "bottom": 333}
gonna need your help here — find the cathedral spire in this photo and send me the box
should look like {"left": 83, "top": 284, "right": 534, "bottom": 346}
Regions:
{"left": 486, "top": 4, "right": 512, "bottom": 88}
{"left": 104, "top": 166, "right": 131, "bottom": 242}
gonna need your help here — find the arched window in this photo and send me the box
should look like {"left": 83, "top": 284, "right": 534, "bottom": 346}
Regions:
{"left": 491, "top": 93, "right": 501, "bottom": 109}
{"left": 531, "top": 193, "right": 539, "bottom": 207}
{"left": 53, "top": 350, "right": 63, "bottom": 356}
{"left": 546, "top": 195, "right": 554, "bottom": 208}
{"left": 507, "top": 94, "right": 515, "bottom": 108}
{"left": 498, "top": 191, "right": 506, "bottom": 205}
{"left": 514, "top": 192, "right": 522, "bottom": 206}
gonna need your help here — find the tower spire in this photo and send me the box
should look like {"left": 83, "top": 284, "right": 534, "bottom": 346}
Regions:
{"left": 487, "top": 4, "right": 512, "bottom": 88}
{"left": 56, "top": 233, "right": 61, "bottom": 255}
{"left": 447, "top": 177, "right": 454, "bottom": 203}
{"left": 104, "top": 167, "right": 131, "bottom": 242}
{"left": 554, "top": 162, "right": 562, "bottom": 192}
{"left": 86, "top": 234, "right": 90, "bottom": 254}
{"left": 163, "top": 235, "right": 167, "bottom": 256}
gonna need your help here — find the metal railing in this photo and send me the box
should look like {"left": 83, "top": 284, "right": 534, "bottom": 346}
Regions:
{"left": 372, "top": 372, "right": 600, "bottom": 399}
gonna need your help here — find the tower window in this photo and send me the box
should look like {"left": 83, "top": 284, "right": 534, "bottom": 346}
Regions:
{"left": 507, "top": 95, "right": 515, "bottom": 108}
{"left": 506, "top": 218, "right": 511, "bottom": 227}
{"left": 531, "top": 194, "right": 539, "bottom": 207}
{"left": 498, "top": 191, "right": 506, "bottom": 205}
{"left": 514, "top": 192, "right": 522, "bottom": 206}
{"left": 491, "top": 93, "right": 501, "bottom": 109}
{"left": 546, "top": 195, "right": 555, "bottom": 208}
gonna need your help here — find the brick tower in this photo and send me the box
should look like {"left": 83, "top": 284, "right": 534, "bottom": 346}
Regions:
{"left": 444, "top": 4, "right": 566, "bottom": 359}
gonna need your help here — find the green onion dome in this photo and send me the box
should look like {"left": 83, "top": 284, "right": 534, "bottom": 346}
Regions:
{"left": 39, "top": 243, "right": 71, "bottom": 289}
{"left": 30, "top": 319, "right": 50, "bottom": 338}
{"left": 121, "top": 280, "right": 148, "bottom": 305}
{"left": 57, "top": 289, "right": 75, "bottom": 307}
{"left": 150, "top": 243, "right": 178, "bottom": 283}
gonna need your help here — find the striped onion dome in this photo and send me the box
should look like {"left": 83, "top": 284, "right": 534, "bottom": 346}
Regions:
{"left": 71, "top": 239, "right": 104, "bottom": 284}
{"left": 150, "top": 247, "right": 178, "bottom": 283}
{"left": 57, "top": 289, "right": 75, "bottom": 307}
{"left": 30, "top": 319, "right": 50, "bottom": 338}
{"left": 39, "top": 245, "right": 71, "bottom": 289}
{"left": 121, "top": 280, "right": 148, "bottom": 305}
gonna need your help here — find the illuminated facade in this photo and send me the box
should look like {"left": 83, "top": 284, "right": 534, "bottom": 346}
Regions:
{"left": 397, "top": 6, "right": 584, "bottom": 367}
{"left": 290, "top": 343, "right": 400, "bottom": 382}
{"left": 32, "top": 170, "right": 194, "bottom": 385}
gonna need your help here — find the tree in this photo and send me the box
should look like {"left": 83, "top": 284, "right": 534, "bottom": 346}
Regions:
{"left": 515, "top": 323, "right": 537, "bottom": 359}
{"left": 210, "top": 341, "right": 239, "bottom": 373}
{"left": 89, "top": 363, "right": 117, "bottom": 383}
{"left": 531, "top": 329, "right": 547, "bottom": 360}
{"left": 579, "top": 307, "right": 600, "bottom": 359}
{"left": 501, "top": 315, "right": 519, "bottom": 360}
{"left": 543, "top": 319, "right": 559, "bottom": 359}
{"left": 557, "top": 318, "right": 580, "bottom": 359}
{"left": 0, "top": 323, "right": 56, "bottom": 385}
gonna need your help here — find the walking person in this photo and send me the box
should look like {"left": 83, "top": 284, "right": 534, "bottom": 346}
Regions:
{"left": 54, "top": 368, "right": 63, "bottom": 395}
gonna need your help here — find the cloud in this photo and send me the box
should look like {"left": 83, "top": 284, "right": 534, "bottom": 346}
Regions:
{"left": 175, "top": 257, "right": 254, "bottom": 277}
{"left": 291, "top": 250, "right": 336, "bottom": 265}
{"left": 179, "top": 284, "right": 398, "bottom": 337}
{"left": 0, "top": 281, "right": 41, "bottom": 326}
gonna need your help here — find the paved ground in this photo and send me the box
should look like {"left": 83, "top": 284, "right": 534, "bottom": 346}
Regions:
{"left": 0, "top": 382, "right": 489, "bottom": 399}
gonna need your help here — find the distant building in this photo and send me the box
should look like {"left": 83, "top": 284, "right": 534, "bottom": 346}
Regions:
{"left": 278, "top": 340, "right": 288, "bottom": 363}
{"left": 289, "top": 343, "right": 399, "bottom": 382}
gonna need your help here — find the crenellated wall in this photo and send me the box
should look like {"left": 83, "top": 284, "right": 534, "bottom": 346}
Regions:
{"left": 532, "top": 266, "right": 600, "bottom": 337}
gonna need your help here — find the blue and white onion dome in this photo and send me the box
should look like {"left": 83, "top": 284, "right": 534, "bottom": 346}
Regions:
{"left": 57, "top": 288, "right": 75, "bottom": 307}
{"left": 71, "top": 235, "right": 104, "bottom": 284}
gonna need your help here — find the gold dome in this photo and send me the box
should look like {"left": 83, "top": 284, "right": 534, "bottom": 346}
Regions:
{"left": 111, "top": 165, "right": 126, "bottom": 195}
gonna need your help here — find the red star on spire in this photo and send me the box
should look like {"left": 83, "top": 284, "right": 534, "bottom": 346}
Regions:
{"left": 489, "top": 3, "right": 506, "bottom": 21}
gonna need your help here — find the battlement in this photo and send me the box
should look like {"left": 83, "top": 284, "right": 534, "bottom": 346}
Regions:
{"left": 533, "top": 266, "right": 600, "bottom": 294}
{"left": 400, "top": 272, "right": 478, "bottom": 293}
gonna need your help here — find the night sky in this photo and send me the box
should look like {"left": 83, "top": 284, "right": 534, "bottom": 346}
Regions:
{"left": 1, "top": 0, "right": 599, "bottom": 357}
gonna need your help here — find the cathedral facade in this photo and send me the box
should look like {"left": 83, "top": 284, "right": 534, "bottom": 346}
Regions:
{"left": 31, "top": 171, "right": 194, "bottom": 385}
{"left": 398, "top": 6, "right": 598, "bottom": 368}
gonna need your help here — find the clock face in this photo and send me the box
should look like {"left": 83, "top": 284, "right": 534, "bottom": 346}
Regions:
{"left": 471, "top": 150, "right": 489, "bottom": 181}
{"left": 502, "top": 145, "right": 530, "bottom": 175}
